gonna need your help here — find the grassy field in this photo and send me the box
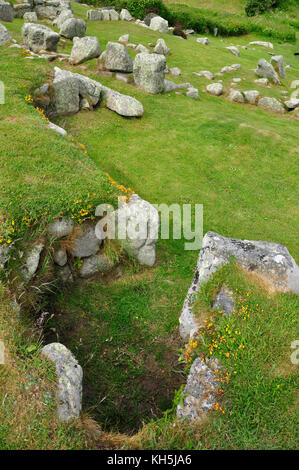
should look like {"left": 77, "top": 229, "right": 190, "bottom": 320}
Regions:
{"left": 0, "top": 1, "right": 298, "bottom": 449}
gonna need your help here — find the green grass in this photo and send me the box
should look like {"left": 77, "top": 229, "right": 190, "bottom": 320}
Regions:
{"left": 0, "top": 283, "right": 87, "bottom": 449}
{"left": 0, "top": 3, "right": 299, "bottom": 449}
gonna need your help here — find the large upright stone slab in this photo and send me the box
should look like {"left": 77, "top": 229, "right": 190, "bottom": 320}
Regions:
{"left": 104, "top": 41, "right": 133, "bottom": 72}
{"left": 41, "top": 343, "right": 82, "bottom": 422}
{"left": 22, "top": 23, "right": 60, "bottom": 52}
{"left": 70, "top": 36, "right": 101, "bottom": 65}
{"left": 0, "top": 2, "right": 14, "bottom": 22}
{"left": 133, "top": 53, "right": 166, "bottom": 94}
{"left": 180, "top": 231, "right": 299, "bottom": 340}
{"left": 0, "top": 22, "right": 10, "bottom": 45}
{"left": 149, "top": 15, "right": 168, "bottom": 33}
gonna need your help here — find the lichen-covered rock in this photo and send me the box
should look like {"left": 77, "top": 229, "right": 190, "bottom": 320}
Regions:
{"left": 70, "top": 36, "right": 100, "bottom": 65}
{"left": 133, "top": 52, "right": 166, "bottom": 94}
{"left": 212, "top": 286, "right": 235, "bottom": 315}
{"left": 109, "top": 9, "right": 119, "bottom": 21}
{"left": 71, "top": 224, "right": 102, "bottom": 258}
{"left": 226, "top": 46, "right": 240, "bottom": 57}
{"left": 228, "top": 88, "right": 244, "bottom": 103}
{"left": 258, "top": 97, "right": 285, "bottom": 114}
{"left": 284, "top": 98, "right": 299, "bottom": 110}
{"left": 270, "top": 55, "right": 286, "bottom": 79}
{"left": 102, "top": 86, "right": 144, "bottom": 117}
{"left": 179, "top": 231, "right": 299, "bottom": 340}
{"left": 54, "top": 8, "right": 74, "bottom": 29}
{"left": 118, "top": 33, "right": 129, "bottom": 43}
{"left": 59, "top": 17, "right": 86, "bottom": 39}
{"left": 51, "top": 67, "right": 80, "bottom": 116}
{"left": 255, "top": 58, "right": 280, "bottom": 85}
{"left": 135, "top": 43, "right": 149, "bottom": 53}
{"left": 79, "top": 253, "right": 112, "bottom": 278}
{"left": 120, "top": 8, "right": 133, "bottom": 21}
{"left": 101, "top": 9, "right": 110, "bottom": 21}
{"left": 206, "top": 83, "right": 223, "bottom": 96}
{"left": 0, "top": 245, "right": 10, "bottom": 269}
{"left": 13, "top": 3, "right": 31, "bottom": 19}
{"left": 221, "top": 64, "right": 241, "bottom": 73}
{"left": 104, "top": 42, "right": 133, "bottom": 73}
{"left": 0, "top": 22, "right": 10, "bottom": 45}
{"left": 164, "top": 79, "right": 177, "bottom": 92}
{"left": 86, "top": 9, "right": 102, "bottom": 21}
{"left": 0, "top": 2, "right": 14, "bottom": 22}
{"left": 41, "top": 343, "right": 82, "bottom": 421}
{"left": 196, "top": 37, "right": 209, "bottom": 45}
{"left": 177, "top": 358, "right": 218, "bottom": 422}
{"left": 48, "top": 217, "right": 74, "bottom": 238}
{"left": 53, "top": 247, "right": 67, "bottom": 266}
{"left": 249, "top": 41, "right": 273, "bottom": 49}
{"left": 24, "top": 11, "right": 38, "bottom": 22}
{"left": 154, "top": 38, "right": 170, "bottom": 56}
{"left": 96, "top": 194, "right": 159, "bottom": 266}
{"left": 21, "top": 243, "right": 44, "bottom": 282}
{"left": 243, "top": 90, "right": 260, "bottom": 105}
{"left": 22, "top": 23, "right": 60, "bottom": 52}
{"left": 149, "top": 16, "right": 168, "bottom": 34}
{"left": 186, "top": 87, "right": 198, "bottom": 99}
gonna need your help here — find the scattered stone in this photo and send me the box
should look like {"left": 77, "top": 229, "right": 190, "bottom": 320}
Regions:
{"left": 195, "top": 71, "right": 213, "bottom": 80}
{"left": 176, "top": 82, "right": 192, "bottom": 89}
{"left": 206, "top": 83, "right": 223, "bottom": 96}
{"left": 133, "top": 53, "right": 166, "bottom": 94}
{"left": 23, "top": 12, "right": 38, "bottom": 23}
{"left": 120, "top": 8, "right": 133, "bottom": 21}
{"left": 115, "top": 73, "right": 133, "bottom": 84}
{"left": 221, "top": 64, "right": 241, "bottom": 73}
{"left": 0, "top": 2, "right": 14, "bottom": 22}
{"left": 13, "top": 3, "right": 31, "bottom": 19}
{"left": 258, "top": 96, "right": 285, "bottom": 114}
{"left": 71, "top": 224, "right": 102, "bottom": 258}
{"left": 53, "top": 248, "right": 67, "bottom": 267}
{"left": 86, "top": 10, "right": 102, "bottom": 21}
{"left": 243, "top": 90, "right": 260, "bottom": 105}
{"left": 79, "top": 253, "right": 112, "bottom": 278}
{"left": 228, "top": 88, "right": 244, "bottom": 103}
{"left": 186, "top": 87, "right": 199, "bottom": 99}
{"left": 118, "top": 33, "right": 129, "bottom": 43}
{"left": 284, "top": 98, "right": 299, "bottom": 110}
{"left": 0, "top": 22, "right": 10, "bottom": 45}
{"left": 168, "top": 67, "right": 181, "bottom": 76}
{"left": 54, "top": 8, "right": 74, "bottom": 29}
{"left": 104, "top": 41, "right": 133, "bottom": 73}
{"left": 127, "top": 43, "right": 137, "bottom": 49}
{"left": 109, "top": 9, "right": 119, "bottom": 21}
{"left": 98, "top": 194, "right": 159, "bottom": 266}
{"left": 249, "top": 41, "right": 273, "bottom": 49}
{"left": 154, "top": 38, "right": 170, "bottom": 56}
{"left": 57, "top": 265, "right": 73, "bottom": 283}
{"left": 177, "top": 358, "right": 218, "bottom": 422}
{"left": 101, "top": 9, "right": 110, "bottom": 21}
{"left": 144, "top": 12, "right": 157, "bottom": 27}
{"left": 254, "top": 77, "right": 269, "bottom": 85}
{"left": 226, "top": 46, "right": 240, "bottom": 57}
{"left": 48, "top": 217, "right": 74, "bottom": 239}
{"left": 48, "top": 121, "right": 67, "bottom": 136}
{"left": 22, "top": 23, "right": 60, "bottom": 52}
{"left": 135, "top": 43, "right": 149, "bottom": 53}
{"left": 70, "top": 36, "right": 101, "bottom": 65}
{"left": 149, "top": 16, "right": 168, "bottom": 34}
{"left": 0, "top": 245, "right": 10, "bottom": 269}
{"left": 185, "top": 29, "right": 194, "bottom": 36}
{"left": 270, "top": 55, "right": 286, "bottom": 79}
{"left": 179, "top": 231, "right": 299, "bottom": 339}
{"left": 59, "top": 18, "right": 86, "bottom": 39}
{"left": 102, "top": 86, "right": 144, "bottom": 117}
{"left": 212, "top": 286, "right": 235, "bottom": 315}
{"left": 196, "top": 37, "right": 209, "bottom": 45}
{"left": 255, "top": 58, "right": 280, "bottom": 85}
{"left": 41, "top": 343, "right": 82, "bottom": 422}
{"left": 232, "top": 78, "right": 241, "bottom": 83}
{"left": 21, "top": 243, "right": 44, "bottom": 282}
{"left": 164, "top": 79, "right": 177, "bottom": 92}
